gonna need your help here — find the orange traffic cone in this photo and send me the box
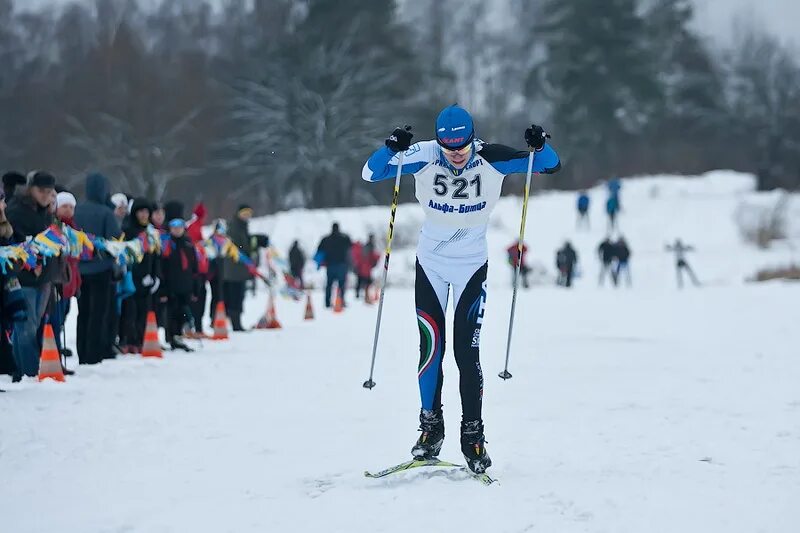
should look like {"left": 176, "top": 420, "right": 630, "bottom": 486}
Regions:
{"left": 264, "top": 293, "right": 281, "bottom": 329}
{"left": 38, "top": 324, "right": 65, "bottom": 382}
{"left": 333, "top": 286, "right": 344, "bottom": 313}
{"left": 212, "top": 302, "right": 229, "bottom": 340}
{"left": 303, "top": 292, "right": 314, "bottom": 320}
{"left": 141, "top": 311, "right": 163, "bottom": 358}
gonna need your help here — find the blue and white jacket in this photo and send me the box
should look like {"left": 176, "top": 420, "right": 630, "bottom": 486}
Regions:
{"left": 362, "top": 139, "right": 560, "bottom": 264}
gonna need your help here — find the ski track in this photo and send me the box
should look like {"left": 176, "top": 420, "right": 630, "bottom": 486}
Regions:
{"left": 2, "top": 172, "right": 799, "bottom": 532}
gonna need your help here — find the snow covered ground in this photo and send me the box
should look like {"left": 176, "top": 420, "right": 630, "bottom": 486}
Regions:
{"left": 2, "top": 172, "right": 799, "bottom": 532}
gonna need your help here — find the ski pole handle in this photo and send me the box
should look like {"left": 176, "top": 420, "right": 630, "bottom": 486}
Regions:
{"left": 363, "top": 152, "right": 405, "bottom": 389}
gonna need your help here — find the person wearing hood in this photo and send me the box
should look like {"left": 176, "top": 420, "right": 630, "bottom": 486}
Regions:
{"left": 119, "top": 199, "right": 160, "bottom": 353}
{"left": 288, "top": 240, "right": 306, "bottom": 289}
{"left": 5, "top": 171, "right": 57, "bottom": 379}
{"left": 223, "top": 205, "right": 254, "bottom": 331}
{"left": 2, "top": 171, "right": 26, "bottom": 202}
{"left": 73, "top": 173, "right": 121, "bottom": 365}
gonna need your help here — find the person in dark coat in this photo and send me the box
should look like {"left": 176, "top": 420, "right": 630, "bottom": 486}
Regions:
{"left": 223, "top": 205, "right": 254, "bottom": 331}
{"left": 0, "top": 190, "right": 27, "bottom": 382}
{"left": 119, "top": 199, "right": 159, "bottom": 353}
{"left": 160, "top": 218, "right": 198, "bottom": 351}
{"left": 555, "top": 241, "right": 579, "bottom": 288}
{"left": 73, "top": 173, "right": 121, "bottom": 365}
{"left": 4, "top": 171, "right": 56, "bottom": 379}
{"left": 614, "top": 236, "right": 632, "bottom": 287}
{"left": 288, "top": 240, "right": 306, "bottom": 289}
{"left": 598, "top": 237, "right": 617, "bottom": 287}
{"left": 2, "top": 171, "right": 26, "bottom": 202}
{"left": 314, "top": 222, "right": 352, "bottom": 308}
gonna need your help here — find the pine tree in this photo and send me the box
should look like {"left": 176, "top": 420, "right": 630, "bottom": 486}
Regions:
{"left": 533, "top": 0, "right": 661, "bottom": 184}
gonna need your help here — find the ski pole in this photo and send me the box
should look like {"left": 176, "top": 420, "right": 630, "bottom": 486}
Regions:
{"left": 363, "top": 151, "right": 405, "bottom": 389}
{"left": 499, "top": 148, "right": 535, "bottom": 380}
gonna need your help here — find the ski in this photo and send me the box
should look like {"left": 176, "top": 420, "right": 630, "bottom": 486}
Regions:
{"left": 364, "top": 459, "right": 497, "bottom": 486}
{"left": 364, "top": 458, "right": 461, "bottom": 478}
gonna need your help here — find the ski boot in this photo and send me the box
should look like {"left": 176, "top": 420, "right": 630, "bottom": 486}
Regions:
{"left": 411, "top": 409, "right": 444, "bottom": 459}
{"left": 461, "top": 420, "right": 492, "bottom": 474}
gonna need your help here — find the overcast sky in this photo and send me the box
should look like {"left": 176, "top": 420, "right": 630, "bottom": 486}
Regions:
{"left": 18, "top": 0, "right": 800, "bottom": 48}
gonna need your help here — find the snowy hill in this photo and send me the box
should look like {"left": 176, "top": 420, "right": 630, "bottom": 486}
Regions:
{"left": 2, "top": 171, "right": 799, "bottom": 533}
{"left": 254, "top": 170, "right": 799, "bottom": 290}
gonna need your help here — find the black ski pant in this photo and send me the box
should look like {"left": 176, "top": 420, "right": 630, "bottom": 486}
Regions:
{"left": 355, "top": 275, "right": 372, "bottom": 299}
{"left": 191, "top": 279, "right": 207, "bottom": 332}
{"left": 77, "top": 270, "right": 114, "bottom": 365}
{"left": 208, "top": 277, "right": 223, "bottom": 327}
{"left": 415, "top": 259, "right": 487, "bottom": 424}
{"left": 676, "top": 260, "right": 700, "bottom": 288}
{"left": 120, "top": 291, "right": 151, "bottom": 347}
{"left": 325, "top": 263, "right": 348, "bottom": 307}
{"left": 166, "top": 293, "right": 192, "bottom": 344}
{"left": 223, "top": 281, "right": 247, "bottom": 330}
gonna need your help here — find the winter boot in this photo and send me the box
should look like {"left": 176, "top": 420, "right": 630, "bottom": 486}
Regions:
{"left": 411, "top": 409, "right": 444, "bottom": 459}
{"left": 461, "top": 420, "right": 492, "bottom": 474}
{"left": 170, "top": 338, "right": 195, "bottom": 353}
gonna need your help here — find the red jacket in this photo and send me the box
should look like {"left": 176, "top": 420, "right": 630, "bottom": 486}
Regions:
{"left": 351, "top": 242, "right": 380, "bottom": 278}
{"left": 186, "top": 203, "right": 206, "bottom": 244}
{"left": 506, "top": 242, "right": 528, "bottom": 268}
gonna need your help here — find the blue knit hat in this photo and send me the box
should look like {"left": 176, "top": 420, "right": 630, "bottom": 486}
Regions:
{"left": 435, "top": 105, "right": 474, "bottom": 149}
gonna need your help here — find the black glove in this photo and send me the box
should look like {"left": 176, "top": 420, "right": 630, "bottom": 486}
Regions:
{"left": 385, "top": 125, "right": 413, "bottom": 153}
{"left": 524, "top": 124, "right": 550, "bottom": 151}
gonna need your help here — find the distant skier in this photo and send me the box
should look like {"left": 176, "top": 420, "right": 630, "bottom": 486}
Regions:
{"left": 576, "top": 190, "right": 590, "bottom": 229}
{"left": 666, "top": 238, "right": 700, "bottom": 288}
{"left": 608, "top": 177, "right": 621, "bottom": 205}
{"left": 614, "top": 236, "right": 631, "bottom": 287}
{"left": 506, "top": 240, "right": 531, "bottom": 289}
{"left": 362, "top": 105, "right": 560, "bottom": 473}
{"left": 555, "top": 241, "right": 578, "bottom": 287}
{"left": 598, "top": 237, "right": 617, "bottom": 286}
{"left": 606, "top": 194, "right": 619, "bottom": 232}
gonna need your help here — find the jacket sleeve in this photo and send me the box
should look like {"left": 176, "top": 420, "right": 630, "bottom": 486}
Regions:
{"left": 481, "top": 143, "right": 561, "bottom": 175}
{"left": 361, "top": 141, "right": 435, "bottom": 182}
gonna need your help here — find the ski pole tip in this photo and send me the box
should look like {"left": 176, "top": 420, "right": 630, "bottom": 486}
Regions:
{"left": 362, "top": 379, "right": 376, "bottom": 390}
{"left": 498, "top": 370, "right": 513, "bottom": 381}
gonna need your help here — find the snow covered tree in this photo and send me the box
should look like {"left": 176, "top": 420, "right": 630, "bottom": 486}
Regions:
{"left": 727, "top": 28, "right": 800, "bottom": 190}
{"left": 531, "top": 0, "right": 661, "bottom": 185}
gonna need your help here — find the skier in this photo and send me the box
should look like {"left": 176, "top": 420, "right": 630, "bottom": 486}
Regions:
{"left": 555, "top": 241, "right": 578, "bottom": 288}
{"left": 506, "top": 240, "right": 531, "bottom": 289}
{"left": 666, "top": 238, "right": 700, "bottom": 288}
{"left": 606, "top": 194, "right": 619, "bottom": 232}
{"left": 614, "top": 236, "right": 631, "bottom": 287}
{"left": 598, "top": 236, "right": 617, "bottom": 287}
{"left": 361, "top": 104, "right": 560, "bottom": 474}
{"left": 576, "top": 190, "right": 590, "bottom": 229}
